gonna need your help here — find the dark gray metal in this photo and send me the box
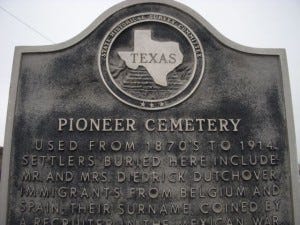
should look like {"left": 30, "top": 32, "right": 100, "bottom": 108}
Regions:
{"left": 0, "top": 146, "right": 3, "bottom": 180}
{"left": 1, "top": 0, "right": 299, "bottom": 225}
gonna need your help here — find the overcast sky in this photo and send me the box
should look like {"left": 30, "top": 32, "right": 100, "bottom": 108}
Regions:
{"left": 0, "top": 0, "right": 299, "bottom": 162}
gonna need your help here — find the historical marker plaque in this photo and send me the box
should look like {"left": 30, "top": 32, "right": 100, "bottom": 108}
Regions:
{"left": 1, "top": 1, "right": 299, "bottom": 225}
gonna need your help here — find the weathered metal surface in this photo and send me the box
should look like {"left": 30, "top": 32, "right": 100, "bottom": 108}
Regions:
{"left": 0, "top": 1, "right": 299, "bottom": 225}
